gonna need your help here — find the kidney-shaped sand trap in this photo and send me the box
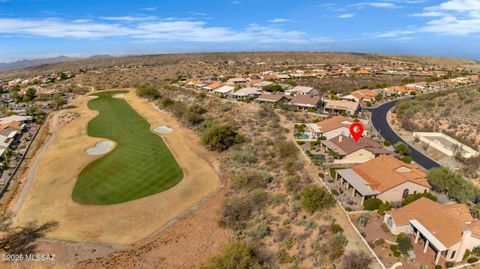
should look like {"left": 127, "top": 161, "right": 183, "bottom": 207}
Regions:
{"left": 153, "top": 126, "right": 173, "bottom": 134}
{"left": 113, "top": 93, "right": 124, "bottom": 98}
{"left": 85, "top": 141, "right": 115, "bottom": 155}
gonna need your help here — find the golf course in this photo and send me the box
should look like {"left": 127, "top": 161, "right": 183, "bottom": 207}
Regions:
{"left": 72, "top": 91, "right": 183, "bottom": 204}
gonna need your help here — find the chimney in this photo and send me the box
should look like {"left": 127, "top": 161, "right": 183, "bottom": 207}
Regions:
{"left": 339, "top": 136, "right": 343, "bottom": 143}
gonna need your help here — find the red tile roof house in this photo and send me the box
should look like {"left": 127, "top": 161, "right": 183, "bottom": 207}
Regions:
{"left": 288, "top": 96, "right": 321, "bottom": 110}
{"left": 255, "top": 93, "right": 290, "bottom": 106}
{"left": 340, "top": 89, "right": 378, "bottom": 104}
{"left": 321, "top": 134, "right": 391, "bottom": 164}
{"left": 384, "top": 198, "right": 480, "bottom": 265}
{"left": 333, "top": 155, "right": 431, "bottom": 204}
{"left": 285, "top": 86, "right": 317, "bottom": 96}
{"left": 202, "top": 81, "right": 223, "bottom": 92}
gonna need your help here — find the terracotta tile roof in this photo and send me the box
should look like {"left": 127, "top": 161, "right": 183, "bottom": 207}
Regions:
{"left": 352, "top": 155, "right": 430, "bottom": 192}
{"left": 389, "top": 198, "right": 480, "bottom": 248}
{"left": 351, "top": 89, "right": 377, "bottom": 99}
{"left": 204, "top": 81, "right": 223, "bottom": 90}
{"left": 315, "top": 115, "right": 352, "bottom": 133}
{"left": 327, "top": 135, "right": 391, "bottom": 155}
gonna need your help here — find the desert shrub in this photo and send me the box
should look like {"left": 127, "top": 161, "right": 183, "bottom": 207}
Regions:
{"left": 275, "top": 141, "right": 298, "bottom": 159}
{"left": 159, "top": 97, "right": 174, "bottom": 108}
{"left": 396, "top": 233, "right": 412, "bottom": 255}
{"left": 202, "top": 241, "right": 262, "bottom": 269}
{"left": 331, "top": 189, "right": 339, "bottom": 196}
{"left": 229, "top": 170, "right": 272, "bottom": 191}
{"left": 218, "top": 103, "right": 231, "bottom": 111}
{"left": 300, "top": 185, "right": 335, "bottom": 214}
{"left": 400, "top": 155, "right": 412, "bottom": 164}
{"left": 428, "top": 167, "right": 479, "bottom": 203}
{"left": 342, "top": 251, "right": 373, "bottom": 269}
{"left": 446, "top": 261, "right": 454, "bottom": 268}
{"left": 328, "top": 222, "right": 343, "bottom": 234}
{"left": 270, "top": 193, "right": 286, "bottom": 205}
{"left": 255, "top": 221, "right": 271, "bottom": 239}
{"left": 136, "top": 84, "right": 160, "bottom": 100}
{"left": 230, "top": 147, "right": 256, "bottom": 164}
{"left": 384, "top": 140, "right": 391, "bottom": 146}
{"left": 329, "top": 232, "right": 348, "bottom": 260}
{"left": 468, "top": 257, "right": 478, "bottom": 263}
{"left": 363, "top": 198, "right": 382, "bottom": 211}
{"left": 219, "top": 196, "right": 253, "bottom": 230}
{"left": 463, "top": 248, "right": 472, "bottom": 260}
{"left": 378, "top": 201, "right": 392, "bottom": 215}
{"left": 284, "top": 176, "right": 301, "bottom": 193}
{"left": 202, "top": 124, "right": 244, "bottom": 151}
{"left": 402, "top": 192, "right": 437, "bottom": 206}
{"left": 248, "top": 189, "right": 270, "bottom": 211}
{"left": 169, "top": 102, "right": 187, "bottom": 119}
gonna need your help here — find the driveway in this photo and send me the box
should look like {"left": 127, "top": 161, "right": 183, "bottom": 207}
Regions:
{"left": 368, "top": 101, "right": 440, "bottom": 170}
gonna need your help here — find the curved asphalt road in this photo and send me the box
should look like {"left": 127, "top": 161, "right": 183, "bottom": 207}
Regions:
{"left": 368, "top": 100, "right": 440, "bottom": 170}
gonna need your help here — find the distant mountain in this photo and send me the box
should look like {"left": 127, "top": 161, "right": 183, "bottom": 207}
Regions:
{"left": 0, "top": 55, "right": 112, "bottom": 72}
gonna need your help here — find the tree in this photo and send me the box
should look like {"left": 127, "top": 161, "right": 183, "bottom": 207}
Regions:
{"left": 135, "top": 84, "right": 160, "bottom": 100}
{"left": 343, "top": 251, "right": 373, "bottom": 269}
{"left": 26, "top": 104, "right": 42, "bottom": 116}
{"left": 471, "top": 205, "right": 480, "bottom": 218}
{"left": 52, "top": 95, "right": 67, "bottom": 110}
{"left": 262, "top": 84, "right": 284, "bottom": 92}
{"left": 363, "top": 198, "right": 382, "bottom": 211}
{"left": 396, "top": 233, "right": 412, "bottom": 255}
{"left": 300, "top": 185, "right": 335, "bottom": 214}
{"left": 402, "top": 192, "right": 437, "bottom": 206}
{"left": 428, "top": 167, "right": 478, "bottom": 203}
{"left": 394, "top": 142, "right": 410, "bottom": 156}
{"left": 23, "top": 88, "right": 37, "bottom": 102}
{"left": 202, "top": 241, "right": 262, "bottom": 269}
{"left": 202, "top": 124, "right": 244, "bottom": 151}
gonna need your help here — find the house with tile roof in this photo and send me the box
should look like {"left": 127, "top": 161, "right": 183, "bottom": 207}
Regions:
{"left": 334, "top": 155, "right": 430, "bottom": 204}
{"left": 323, "top": 100, "right": 360, "bottom": 115}
{"left": 306, "top": 115, "right": 356, "bottom": 140}
{"left": 202, "top": 81, "right": 223, "bottom": 92}
{"left": 285, "top": 86, "right": 317, "bottom": 96}
{"left": 255, "top": 93, "right": 289, "bottom": 106}
{"left": 288, "top": 96, "right": 321, "bottom": 110}
{"left": 229, "top": 87, "right": 262, "bottom": 100}
{"left": 321, "top": 135, "right": 391, "bottom": 164}
{"left": 340, "top": 89, "right": 378, "bottom": 104}
{"left": 384, "top": 198, "right": 480, "bottom": 264}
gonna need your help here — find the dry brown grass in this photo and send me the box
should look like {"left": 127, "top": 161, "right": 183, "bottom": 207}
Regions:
{"left": 13, "top": 89, "right": 221, "bottom": 244}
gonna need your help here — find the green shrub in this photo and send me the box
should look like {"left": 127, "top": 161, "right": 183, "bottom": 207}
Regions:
{"left": 329, "top": 232, "right": 348, "bottom": 260}
{"left": 446, "top": 261, "right": 454, "bottom": 268}
{"left": 202, "top": 124, "right": 244, "bottom": 151}
{"left": 255, "top": 222, "right": 270, "bottom": 239}
{"left": 136, "top": 84, "right": 160, "bottom": 100}
{"left": 330, "top": 223, "right": 344, "bottom": 234}
{"left": 284, "top": 176, "right": 301, "bottom": 193}
{"left": 331, "top": 189, "right": 339, "bottom": 196}
{"left": 229, "top": 169, "right": 272, "bottom": 191}
{"left": 384, "top": 140, "right": 391, "bottom": 146}
{"left": 300, "top": 185, "right": 335, "bottom": 214}
{"left": 468, "top": 257, "right": 479, "bottom": 264}
{"left": 202, "top": 241, "right": 262, "bottom": 269}
{"left": 363, "top": 198, "right": 382, "bottom": 211}
{"left": 396, "top": 233, "right": 412, "bottom": 255}
{"left": 434, "top": 265, "right": 442, "bottom": 269}
{"left": 402, "top": 192, "right": 437, "bottom": 206}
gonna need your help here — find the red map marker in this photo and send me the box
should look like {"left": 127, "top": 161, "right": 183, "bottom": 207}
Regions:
{"left": 349, "top": 122, "right": 364, "bottom": 142}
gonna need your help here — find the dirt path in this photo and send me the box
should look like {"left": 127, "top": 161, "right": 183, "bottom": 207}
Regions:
{"left": 277, "top": 111, "right": 383, "bottom": 269}
{"left": 13, "top": 89, "right": 222, "bottom": 244}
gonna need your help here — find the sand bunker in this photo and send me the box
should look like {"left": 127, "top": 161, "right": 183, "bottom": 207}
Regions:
{"left": 88, "top": 95, "right": 99, "bottom": 99}
{"left": 153, "top": 126, "right": 173, "bottom": 134}
{"left": 85, "top": 141, "right": 114, "bottom": 155}
{"left": 113, "top": 93, "right": 124, "bottom": 98}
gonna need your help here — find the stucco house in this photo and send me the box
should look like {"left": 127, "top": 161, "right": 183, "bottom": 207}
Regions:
{"left": 321, "top": 135, "right": 390, "bottom": 164}
{"left": 323, "top": 100, "right": 360, "bottom": 115}
{"left": 334, "top": 155, "right": 430, "bottom": 204}
{"left": 340, "top": 89, "right": 378, "bottom": 104}
{"left": 285, "top": 86, "right": 316, "bottom": 96}
{"left": 288, "top": 96, "right": 321, "bottom": 110}
{"left": 384, "top": 198, "right": 480, "bottom": 265}
{"left": 229, "top": 87, "right": 262, "bottom": 100}
{"left": 306, "top": 115, "right": 362, "bottom": 140}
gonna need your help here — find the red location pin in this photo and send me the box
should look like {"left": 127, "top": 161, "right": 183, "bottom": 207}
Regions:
{"left": 349, "top": 122, "right": 364, "bottom": 142}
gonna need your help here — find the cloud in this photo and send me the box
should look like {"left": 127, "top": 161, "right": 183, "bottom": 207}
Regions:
{"left": 351, "top": 2, "right": 400, "bottom": 8}
{"left": 411, "top": 11, "right": 445, "bottom": 17}
{"left": 371, "top": 30, "right": 414, "bottom": 38}
{"left": 141, "top": 7, "right": 157, "bottom": 11}
{"left": 99, "top": 16, "right": 157, "bottom": 22}
{"left": 418, "top": 0, "right": 480, "bottom": 35}
{"left": 338, "top": 13, "right": 355, "bottom": 18}
{"left": 231, "top": 0, "right": 242, "bottom": 4}
{"left": 267, "top": 18, "right": 291, "bottom": 23}
{"left": 0, "top": 17, "right": 332, "bottom": 44}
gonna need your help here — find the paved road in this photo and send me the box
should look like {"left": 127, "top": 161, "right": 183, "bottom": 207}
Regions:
{"left": 368, "top": 100, "right": 440, "bottom": 170}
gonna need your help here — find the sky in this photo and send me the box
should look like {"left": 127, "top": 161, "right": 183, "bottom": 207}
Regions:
{"left": 0, "top": 0, "right": 480, "bottom": 62}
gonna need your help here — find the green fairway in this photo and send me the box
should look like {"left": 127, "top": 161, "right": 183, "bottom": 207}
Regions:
{"left": 72, "top": 91, "right": 183, "bottom": 205}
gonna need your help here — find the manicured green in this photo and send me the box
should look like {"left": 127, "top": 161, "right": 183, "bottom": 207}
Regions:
{"left": 72, "top": 91, "right": 183, "bottom": 205}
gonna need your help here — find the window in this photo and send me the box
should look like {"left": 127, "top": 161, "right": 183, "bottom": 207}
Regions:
{"left": 387, "top": 217, "right": 393, "bottom": 227}
{"left": 450, "top": 250, "right": 456, "bottom": 259}
{"left": 402, "top": 189, "right": 409, "bottom": 199}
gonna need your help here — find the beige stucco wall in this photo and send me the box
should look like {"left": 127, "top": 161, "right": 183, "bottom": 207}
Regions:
{"left": 377, "top": 181, "right": 430, "bottom": 203}
{"left": 384, "top": 213, "right": 409, "bottom": 235}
